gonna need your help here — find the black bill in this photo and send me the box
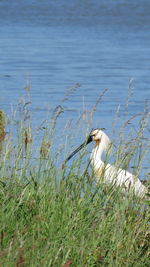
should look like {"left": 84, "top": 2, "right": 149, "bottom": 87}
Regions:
{"left": 62, "top": 135, "right": 92, "bottom": 168}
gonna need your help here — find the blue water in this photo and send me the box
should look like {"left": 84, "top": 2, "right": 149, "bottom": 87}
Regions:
{"left": 0, "top": 0, "right": 149, "bottom": 177}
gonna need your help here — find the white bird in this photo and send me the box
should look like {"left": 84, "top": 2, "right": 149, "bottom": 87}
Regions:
{"left": 63, "top": 128, "right": 148, "bottom": 198}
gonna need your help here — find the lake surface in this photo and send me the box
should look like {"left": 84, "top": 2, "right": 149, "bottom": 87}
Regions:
{"left": 0, "top": 0, "right": 149, "bottom": 176}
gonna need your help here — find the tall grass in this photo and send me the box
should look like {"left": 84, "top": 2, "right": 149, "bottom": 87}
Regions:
{"left": 0, "top": 90, "right": 149, "bottom": 266}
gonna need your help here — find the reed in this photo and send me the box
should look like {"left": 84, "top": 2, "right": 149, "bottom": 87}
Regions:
{"left": 0, "top": 110, "right": 6, "bottom": 152}
{"left": 0, "top": 90, "right": 149, "bottom": 266}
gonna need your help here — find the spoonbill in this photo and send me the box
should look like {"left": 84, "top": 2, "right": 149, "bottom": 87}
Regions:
{"left": 63, "top": 128, "right": 148, "bottom": 198}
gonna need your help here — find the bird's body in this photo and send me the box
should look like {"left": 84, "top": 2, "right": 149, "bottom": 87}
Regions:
{"left": 64, "top": 128, "right": 148, "bottom": 198}
{"left": 90, "top": 130, "right": 147, "bottom": 198}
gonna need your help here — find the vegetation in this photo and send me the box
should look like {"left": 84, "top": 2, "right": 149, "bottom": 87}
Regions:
{"left": 0, "top": 90, "right": 149, "bottom": 266}
{"left": 0, "top": 110, "right": 6, "bottom": 152}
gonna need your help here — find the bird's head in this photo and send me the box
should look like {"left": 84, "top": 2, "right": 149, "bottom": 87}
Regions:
{"left": 62, "top": 128, "right": 111, "bottom": 167}
{"left": 89, "top": 128, "right": 111, "bottom": 150}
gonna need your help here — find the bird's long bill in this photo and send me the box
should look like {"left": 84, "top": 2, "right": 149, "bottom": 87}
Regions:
{"left": 62, "top": 135, "right": 92, "bottom": 167}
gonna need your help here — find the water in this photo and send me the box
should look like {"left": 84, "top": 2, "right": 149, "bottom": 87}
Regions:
{"left": 0, "top": 0, "right": 149, "bottom": 176}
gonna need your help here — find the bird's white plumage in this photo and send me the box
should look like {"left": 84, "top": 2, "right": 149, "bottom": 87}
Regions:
{"left": 90, "top": 129, "right": 147, "bottom": 198}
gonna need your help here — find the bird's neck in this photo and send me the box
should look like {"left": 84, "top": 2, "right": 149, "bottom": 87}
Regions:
{"left": 90, "top": 141, "right": 104, "bottom": 169}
